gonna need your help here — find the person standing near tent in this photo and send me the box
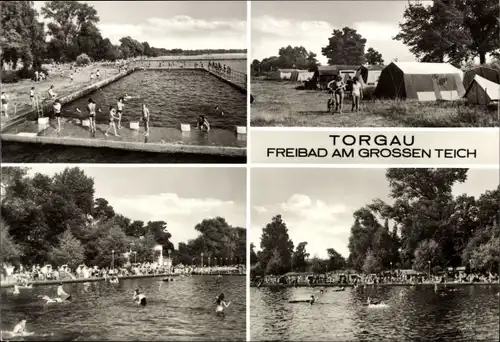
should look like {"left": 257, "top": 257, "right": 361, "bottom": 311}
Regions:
{"left": 327, "top": 75, "right": 346, "bottom": 114}
{"left": 351, "top": 78, "right": 363, "bottom": 112}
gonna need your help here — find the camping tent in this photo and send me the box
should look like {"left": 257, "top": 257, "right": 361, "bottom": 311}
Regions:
{"left": 464, "top": 74, "right": 500, "bottom": 105}
{"left": 355, "top": 65, "right": 385, "bottom": 86}
{"left": 374, "top": 62, "right": 465, "bottom": 101}
{"left": 463, "top": 67, "right": 500, "bottom": 90}
{"left": 315, "top": 65, "right": 359, "bottom": 89}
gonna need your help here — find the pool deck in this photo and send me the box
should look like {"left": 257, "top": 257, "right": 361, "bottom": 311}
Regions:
{"left": 1, "top": 66, "right": 247, "bottom": 157}
{"left": 2, "top": 118, "right": 246, "bottom": 157}
{"left": 251, "top": 282, "right": 500, "bottom": 288}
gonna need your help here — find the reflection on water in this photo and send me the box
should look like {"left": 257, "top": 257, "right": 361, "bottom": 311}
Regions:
{"left": 0, "top": 142, "right": 245, "bottom": 164}
{"left": 1, "top": 276, "right": 245, "bottom": 341}
{"left": 64, "top": 70, "right": 246, "bottom": 130}
{"left": 251, "top": 285, "right": 500, "bottom": 341}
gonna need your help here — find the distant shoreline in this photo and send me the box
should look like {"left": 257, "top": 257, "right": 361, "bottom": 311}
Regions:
{"left": 250, "top": 282, "right": 500, "bottom": 288}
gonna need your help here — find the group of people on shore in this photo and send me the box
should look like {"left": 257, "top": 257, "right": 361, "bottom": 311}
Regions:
{"left": 326, "top": 75, "right": 364, "bottom": 114}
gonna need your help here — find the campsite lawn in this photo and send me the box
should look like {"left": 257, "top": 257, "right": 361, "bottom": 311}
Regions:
{"left": 250, "top": 79, "right": 498, "bottom": 127}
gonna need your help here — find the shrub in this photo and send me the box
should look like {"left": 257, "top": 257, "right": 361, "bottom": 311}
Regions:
{"left": 75, "top": 53, "right": 92, "bottom": 66}
{"left": 15, "top": 67, "right": 49, "bottom": 81}
{"left": 1, "top": 70, "right": 20, "bottom": 83}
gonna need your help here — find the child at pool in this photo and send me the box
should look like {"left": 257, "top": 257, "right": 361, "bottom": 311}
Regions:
{"left": 196, "top": 115, "right": 210, "bottom": 132}
{"left": 104, "top": 106, "right": 120, "bottom": 137}
{"left": 141, "top": 104, "right": 150, "bottom": 137}
{"left": 116, "top": 97, "right": 124, "bottom": 129}
{"left": 215, "top": 293, "right": 231, "bottom": 314}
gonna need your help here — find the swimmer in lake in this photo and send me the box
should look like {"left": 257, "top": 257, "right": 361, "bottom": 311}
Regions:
{"left": 141, "top": 103, "right": 150, "bottom": 136}
{"left": 215, "top": 293, "right": 231, "bottom": 315}
{"left": 105, "top": 106, "right": 120, "bottom": 137}
{"left": 133, "top": 289, "right": 147, "bottom": 306}
{"left": 196, "top": 115, "right": 210, "bottom": 132}
{"left": 57, "top": 283, "right": 71, "bottom": 301}
{"left": 12, "top": 318, "right": 27, "bottom": 335}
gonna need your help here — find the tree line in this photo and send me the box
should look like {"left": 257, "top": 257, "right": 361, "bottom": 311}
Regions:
{"left": 251, "top": 169, "right": 498, "bottom": 277}
{"left": 347, "top": 169, "right": 499, "bottom": 275}
{"left": 1, "top": 1, "right": 246, "bottom": 76}
{"left": 250, "top": 214, "right": 347, "bottom": 277}
{"left": 0, "top": 167, "right": 246, "bottom": 271}
{"left": 251, "top": 0, "right": 499, "bottom": 75}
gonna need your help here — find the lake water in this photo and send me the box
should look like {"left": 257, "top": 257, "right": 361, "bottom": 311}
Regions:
{"left": 63, "top": 69, "right": 246, "bottom": 130}
{"left": 250, "top": 285, "right": 500, "bottom": 341}
{"left": 1, "top": 276, "right": 246, "bottom": 341}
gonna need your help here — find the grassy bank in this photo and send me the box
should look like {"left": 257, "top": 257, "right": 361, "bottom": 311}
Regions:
{"left": 250, "top": 80, "right": 499, "bottom": 127}
{"left": 1, "top": 63, "right": 120, "bottom": 123}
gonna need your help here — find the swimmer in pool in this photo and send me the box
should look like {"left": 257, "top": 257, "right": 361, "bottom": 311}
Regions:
{"left": 13, "top": 285, "right": 20, "bottom": 295}
{"left": 57, "top": 283, "right": 71, "bottom": 301}
{"left": 133, "top": 289, "right": 147, "bottom": 306}
{"left": 40, "top": 295, "right": 64, "bottom": 304}
{"left": 309, "top": 295, "right": 315, "bottom": 305}
{"left": 196, "top": 115, "right": 210, "bottom": 132}
{"left": 215, "top": 293, "right": 231, "bottom": 315}
{"left": 12, "top": 318, "right": 27, "bottom": 335}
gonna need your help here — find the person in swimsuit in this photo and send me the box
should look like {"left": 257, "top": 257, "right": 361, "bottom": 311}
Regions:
{"left": 116, "top": 97, "right": 124, "bottom": 129}
{"left": 104, "top": 105, "right": 120, "bottom": 137}
{"left": 57, "top": 283, "right": 71, "bottom": 301}
{"left": 196, "top": 115, "right": 210, "bottom": 132}
{"left": 53, "top": 99, "right": 62, "bottom": 132}
{"left": 48, "top": 85, "right": 57, "bottom": 99}
{"left": 215, "top": 293, "right": 231, "bottom": 315}
{"left": 87, "top": 98, "right": 97, "bottom": 134}
{"left": 12, "top": 318, "right": 27, "bottom": 335}
{"left": 133, "top": 289, "right": 147, "bottom": 306}
{"left": 30, "top": 87, "right": 36, "bottom": 107}
{"left": 141, "top": 104, "right": 150, "bottom": 137}
{"left": 2, "top": 91, "right": 9, "bottom": 117}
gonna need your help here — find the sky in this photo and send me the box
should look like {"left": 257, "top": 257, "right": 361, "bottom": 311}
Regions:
{"left": 251, "top": 1, "right": 431, "bottom": 65}
{"left": 33, "top": 1, "right": 247, "bottom": 50}
{"left": 24, "top": 166, "right": 246, "bottom": 248}
{"left": 251, "top": 168, "right": 499, "bottom": 259}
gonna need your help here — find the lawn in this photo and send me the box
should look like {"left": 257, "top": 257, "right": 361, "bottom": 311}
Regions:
{"left": 250, "top": 79, "right": 499, "bottom": 127}
{"left": 1, "top": 63, "right": 120, "bottom": 125}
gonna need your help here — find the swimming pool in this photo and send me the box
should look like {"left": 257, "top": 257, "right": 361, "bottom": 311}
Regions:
{"left": 62, "top": 69, "right": 246, "bottom": 130}
{"left": 1, "top": 275, "right": 245, "bottom": 341}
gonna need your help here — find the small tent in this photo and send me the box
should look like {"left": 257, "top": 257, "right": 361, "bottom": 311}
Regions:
{"left": 355, "top": 65, "right": 385, "bottom": 86}
{"left": 374, "top": 62, "right": 465, "bottom": 101}
{"left": 463, "top": 67, "right": 500, "bottom": 90}
{"left": 315, "top": 65, "right": 359, "bottom": 89}
{"left": 464, "top": 74, "right": 500, "bottom": 105}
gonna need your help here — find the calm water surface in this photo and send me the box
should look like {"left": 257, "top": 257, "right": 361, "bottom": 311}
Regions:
{"left": 64, "top": 70, "right": 246, "bottom": 130}
{"left": 0, "top": 141, "right": 245, "bottom": 163}
{"left": 1, "top": 276, "right": 245, "bottom": 341}
{"left": 251, "top": 285, "right": 500, "bottom": 341}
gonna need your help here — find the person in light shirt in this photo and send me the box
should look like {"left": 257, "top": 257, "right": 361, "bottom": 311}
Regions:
{"left": 48, "top": 85, "right": 57, "bottom": 99}
{"left": 351, "top": 78, "right": 363, "bottom": 112}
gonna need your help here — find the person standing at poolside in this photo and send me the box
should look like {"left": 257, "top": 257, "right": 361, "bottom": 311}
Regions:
{"left": 53, "top": 99, "right": 62, "bottom": 132}
{"left": 30, "top": 87, "right": 36, "bottom": 107}
{"left": 2, "top": 91, "right": 9, "bottom": 117}
{"left": 351, "top": 78, "right": 363, "bottom": 112}
{"left": 141, "top": 103, "right": 150, "bottom": 137}
{"left": 87, "top": 98, "right": 97, "bottom": 134}
{"left": 48, "top": 85, "right": 57, "bottom": 99}
{"left": 105, "top": 105, "right": 120, "bottom": 137}
{"left": 116, "top": 97, "right": 124, "bottom": 129}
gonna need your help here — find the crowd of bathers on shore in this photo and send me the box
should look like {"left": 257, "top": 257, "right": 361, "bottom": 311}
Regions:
{"left": 252, "top": 269, "right": 500, "bottom": 287}
{"left": 2, "top": 262, "right": 247, "bottom": 287}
